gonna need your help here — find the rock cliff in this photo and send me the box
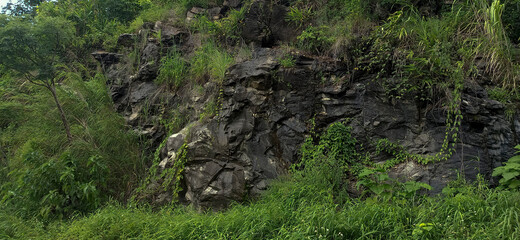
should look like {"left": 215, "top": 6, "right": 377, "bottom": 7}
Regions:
{"left": 94, "top": 2, "right": 520, "bottom": 210}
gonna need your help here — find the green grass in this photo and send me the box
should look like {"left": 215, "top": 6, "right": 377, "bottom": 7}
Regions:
{"left": 1, "top": 177, "right": 519, "bottom": 239}
{"left": 3, "top": 121, "right": 519, "bottom": 239}
{"left": 190, "top": 41, "right": 234, "bottom": 84}
{"left": 156, "top": 47, "right": 188, "bottom": 89}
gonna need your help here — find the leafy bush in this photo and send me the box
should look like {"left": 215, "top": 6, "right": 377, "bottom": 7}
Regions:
{"left": 36, "top": 0, "right": 140, "bottom": 53}
{"left": 294, "top": 121, "right": 363, "bottom": 199}
{"left": 356, "top": 168, "right": 394, "bottom": 198}
{"left": 279, "top": 54, "right": 296, "bottom": 68}
{"left": 356, "top": 168, "right": 432, "bottom": 199}
{"left": 493, "top": 145, "right": 520, "bottom": 190}
{"left": 286, "top": 6, "right": 313, "bottom": 28}
{"left": 189, "top": 5, "right": 247, "bottom": 46}
{"left": 2, "top": 149, "right": 105, "bottom": 219}
{"left": 97, "top": 0, "right": 142, "bottom": 23}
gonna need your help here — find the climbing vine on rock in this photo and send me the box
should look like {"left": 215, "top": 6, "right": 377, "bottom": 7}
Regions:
{"left": 137, "top": 134, "right": 189, "bottom": 203}
{"left": 160, "top": 143, "right": 189, "bottom": 202}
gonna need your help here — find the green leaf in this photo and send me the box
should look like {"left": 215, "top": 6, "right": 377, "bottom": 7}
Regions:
{"left": 492, "top": 167, "right": 507, "bottom": 176}
{"left": 370, "top": 185, "right": 385, "bottom": 195}
{"left": 377, "top": 173, "right": 390, "bottom": 181}
{"left": 508, "top": 156, "right": 520, "bottom": 164}
{"left": 419, "top": 182, "right": 432, "bottom": 190}
{"left": 423, "top": 226, "right": 433, "bottom": 231}
{"left": 508, "top": 179, "right": 520, "bottom": 189}
{"left": 514, "top": 145, "right": 520, "bottom": 152}
{"left": 358, "top": 168, "right": 375, "bottom": 178}
{"left": 502, "top": 172, "right": 520, "bottom": 182}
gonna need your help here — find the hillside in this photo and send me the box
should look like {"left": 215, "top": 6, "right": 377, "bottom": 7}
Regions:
{"left": 1, "top": 0, "right": 520, "bottom": 239}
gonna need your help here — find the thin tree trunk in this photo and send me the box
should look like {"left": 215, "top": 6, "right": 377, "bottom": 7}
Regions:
{"left": 48, "top": 84, "right": 73, "bottom": 142}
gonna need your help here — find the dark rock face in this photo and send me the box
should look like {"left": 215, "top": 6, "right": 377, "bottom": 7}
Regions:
{"left": 92, "top": 19, "right": 197, "bottom": 152}
{"left": 93, "top": 10, "right": 518, "bottom": 210}
{"left": 224, "top": 0, "right": 243, "bottom": 8}
{"left": 241, "top": 1, "right": 299, "bottom": 47}
{"left": 91, "top": 51, "right": 123, "bottom": 67}
{"left": 117, "top": 34, "right": 137, "bottom": 48}
{"left": 152, "top": 48, "right": 518, "bottom": 209}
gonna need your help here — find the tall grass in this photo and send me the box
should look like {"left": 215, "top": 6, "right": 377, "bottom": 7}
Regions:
{"left": 4, "top": 176, "right": 516, "bottom": 239}
{"left": 156, "top": 46, "right": 188, "bottom": 89}
{"left": 0, "top": 72, "right": 144, "bottom": 220}
{"left": 190, "top": 41, "right": 234, "bottom": 84}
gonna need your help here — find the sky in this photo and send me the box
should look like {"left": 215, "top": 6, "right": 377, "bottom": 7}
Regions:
{"left": 0, "top": 0, "right": 10, "bottom": 10}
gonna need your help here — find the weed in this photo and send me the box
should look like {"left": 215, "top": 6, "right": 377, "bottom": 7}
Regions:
{"left": 286, "top": 6, "right": 313, "bottom": 28}
{"left": 493, "top": 145, "right": 520, "bottom": 190}
{"left": 199, "top": 99, "right": 218, "bottom": 121}
{"left": 279, "top": 54, "right": 296, "bottom": 68}
{"left": 297, "top": 25, "right": 335, "bottom": 55}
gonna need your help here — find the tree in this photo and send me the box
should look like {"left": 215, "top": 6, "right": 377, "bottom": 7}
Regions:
{"left": 0, "top": 15, "right": 75, "bottom": 142}
{"left": 2, "top": 0, "right": 46, "bottom": 16}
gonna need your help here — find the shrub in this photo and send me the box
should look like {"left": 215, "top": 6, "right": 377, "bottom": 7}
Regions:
{"left": 286, "top": 6, "right": 313, "bottom": 28}
{"left": 189, "top": 5, "right": 247, "bottom": 46}
{"left": 0, "top": 73, "right": 143, "bottom": 220}
{"left": 356, "top": 168, "right": 432, "bottom": 199}
{"left": 279, "top": 54, "right": 296, "bottom": 68}
{"left": 294, "top": 121, "right": 362, "bottom": 199}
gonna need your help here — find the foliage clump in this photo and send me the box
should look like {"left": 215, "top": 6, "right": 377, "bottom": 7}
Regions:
{"left": 493, "top": 145, "right": 520, "bottom": 190}
{"left": 0, "top": 73, "right": 144, "bottom": 220}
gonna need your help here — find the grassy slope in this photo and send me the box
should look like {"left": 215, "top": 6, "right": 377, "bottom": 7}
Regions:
{"left": 2, "top": 0, "right": 520, "bottom": 239}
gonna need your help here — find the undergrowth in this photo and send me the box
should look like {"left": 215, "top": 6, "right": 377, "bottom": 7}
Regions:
{"left": 0, "top": 73, "right": 144, "bottom": 220}
{"left": 2, "top": 134, "right": 520, "bottom": 239}
{"left": 42, "top": 182, "right": 520, "bottom": 240}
